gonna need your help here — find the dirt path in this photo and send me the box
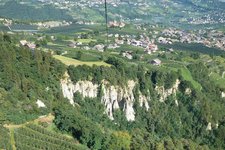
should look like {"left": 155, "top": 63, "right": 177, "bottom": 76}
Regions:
{"left": 4, "top": 114, "right": 54, "bottom": 129}
{"left": 9, "top": 129, "right": 16, "bottom": 150}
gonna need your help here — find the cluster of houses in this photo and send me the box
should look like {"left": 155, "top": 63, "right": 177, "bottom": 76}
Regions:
{"left": 158, "top": 28, "right": 225, "bottom": 51}
{"left": 113, "top": 33, "right": 159, "bottom": 55}
{"left": 76, "top": 21, "right": 96, "bottom": 25}
{"left": 108, "top": 20, "right": 126, "bottom": 28}
{"left": 122, "top": 51, "right": 133, "bottom": 60}
{"left": 121, "top": 51, "right": 162, "bottom": 66}
{"left": 33, "top": 21, "right": 72, "bottom": 29}
{"left": 37, "top": 0, "right": 121, "bottom": 11}
{"left": 68, "top": 41, "right": 105, "bottom": 52}
{"left": 2, "top": 18, "right": 12, "bottom": 26}
{"left": 189, "top": 12, "right": 225, "bottom": 25}
{"left": 67, "top": 32, "right": 160, "bottom": 60}
{"left": 68, "top": 41, "right": 82, "bottom": 48}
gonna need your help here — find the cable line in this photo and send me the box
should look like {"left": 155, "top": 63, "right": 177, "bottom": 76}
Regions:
{"left": 104, "top": 0, "right": 109, "bottom": 50}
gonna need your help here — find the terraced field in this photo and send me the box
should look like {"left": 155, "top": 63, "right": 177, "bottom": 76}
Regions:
{"left": 1, "top": 114, "right": 87, "bottom": 150}
{"left": 0, "top": 126, "right": 12, "bottom": 150}
{"left": 14, "top": 124, "right": 87, "bottom": 150}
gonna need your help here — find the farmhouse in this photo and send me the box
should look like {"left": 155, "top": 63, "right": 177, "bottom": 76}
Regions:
{"left": 26, "top": 43, "right": 36, "bottom": 49}
{"left": 20, "top": 40, "right": 36, "bottom": 49}
{"left": 122, "top": 51, "right": 133, "bottom": 60}
{"left": 150, "top": 59, "right": 162, "bottom": 66}
{"left": 20, "top": 40, "right": 28, "bottom": 46}
{"left": 108, "top": 20, "right": 126, "bottom": 28}
{"left": 68, "top": 42, "right": 77, "bottom": 48}
{"left": 94, "top": 44, "right": 104, "bottom": 52}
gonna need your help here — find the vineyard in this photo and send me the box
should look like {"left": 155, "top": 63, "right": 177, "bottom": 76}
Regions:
{"left": 1, "top": 124, "right": 87, "bottom": 150}
{"left": 14, "top": 124, "right": 87, "bottom": 150}
{"left": 0, "top": 126, "right": 12, "bottom": 150}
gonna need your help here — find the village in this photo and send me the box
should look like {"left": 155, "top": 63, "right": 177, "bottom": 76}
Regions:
{"left": 0, "top": 0, "right": 224, "bottom": 67}
{"left": 12, "top": 18, "right": 224, "bottom": 68}
{"left": 1, "top": 1, "right": 225, "bottom": 150}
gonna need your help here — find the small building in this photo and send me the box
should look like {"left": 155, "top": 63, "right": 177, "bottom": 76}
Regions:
{"left": 158, "top": 37, "right": 167, "bottom": 44}
{"left": 20, "top": 40, "right": 28, "bottom": 46}
{"left": 108, "top": 20, "right": 126, "bottom": 28}
{"left": 169, "top": 48, "right": 174, "bottom": 52}
{"left": 20, "top": 40, "right": 36, "bottom": 49}
{"left": 26, "top": 43, "right": 36, "bottom": 49}
{"left": 83, "top": 46, "right": 90, "bottom": 50}
{"left": 119, "top": 22, "right": 126, "bottom": 28}
{"left": 68, "top": 42, "right": 77, "bottom": 48}
{"left": 115, "top": 39, "right": 124, "bottom": 45}
{"left": 150, "top": 59, "right": 162, "bottom": 66}
{"left": 108, "top": 43, "right": 119, "bottom": 49}
{"left": 144, "top": 49, "right": 152, "bottom": 54}
{"left": 94, "top": 44, "right": 104, "bottom": 52}
{"left": 122, "top": 51, "right": 133, "bottom": 60}
{"left": 144, "top": 43, "right": 158, "bottom": 54}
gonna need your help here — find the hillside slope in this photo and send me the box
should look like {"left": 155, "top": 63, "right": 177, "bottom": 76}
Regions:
{"left": 0, "top": 0, "right": 224, "bottom": 28}
{"left": 0, "top": 34, "right": 225, "bottom": 149}
{"left": 0, "top": 34, "right": 66, "bottom": 124}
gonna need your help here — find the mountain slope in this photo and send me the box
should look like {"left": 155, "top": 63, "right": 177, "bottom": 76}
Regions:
{"left": 0, "top": 0, "right": 224, "bottom": 28}
{"left": 0, "top": 34, "right": 66, "bottom": 124}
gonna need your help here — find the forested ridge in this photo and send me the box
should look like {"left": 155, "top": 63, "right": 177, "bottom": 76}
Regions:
{"left": 56, "top": 57, "right": 225, "bottom": 149}
{"left": 0, "top": 34, "right": 66, "bottom": 124}
{"left": 0, "top": 34, "right": 225, "bottom": 150}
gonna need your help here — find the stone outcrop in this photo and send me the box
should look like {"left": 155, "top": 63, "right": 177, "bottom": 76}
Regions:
{"left": 155, "top": 79, "right": 180, "bottom": 102}
{"left": 36, "top": 99, "right": 46, "bottom": 108}
{"left": 185, "top": 88, "right": 192, "bottom": 95}
{"left": 222, "top": 92, "right": 225, "bottom": 98}
{"left": 206, "top": 122, "right": 212, "bottom": 131}
{"left": 60, "top": 73, "right": 149, "bottom": 121}
{"left": 61, "top": 73, "right": 180, "bottom": 121}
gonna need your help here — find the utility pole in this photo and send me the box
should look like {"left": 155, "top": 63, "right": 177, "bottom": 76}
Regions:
{"left": 104, "top": 0, "right": 109, "bottom": 50}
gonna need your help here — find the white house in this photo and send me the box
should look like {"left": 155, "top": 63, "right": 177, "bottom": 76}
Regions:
{"left": 150, "top": 59, "right": 162, "bottom": 66}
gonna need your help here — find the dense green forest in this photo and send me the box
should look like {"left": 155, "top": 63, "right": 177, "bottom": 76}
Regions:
{"left": 0, "top": 1, "right": 72, "bottom": 21}
{"left": 0, "top": 34, "right": 66, "bottom": 124}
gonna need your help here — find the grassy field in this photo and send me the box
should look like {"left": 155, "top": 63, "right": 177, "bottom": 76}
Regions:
{"left": 210, "top": 72, "right": 225, "bottom": 89}
{"left": 45, "top": 24, "right": 101, "bottom": 35}
{"left": 54, "top": 55, "right": 111, "bottom": 67}
{"left": 165, "top": 65, "right": 202, "bottom": 90}
{"left": 77, "top": 38, "right": 97, "bottom": 43}
{"left": 179, "top": 67, "right": 202, "bottom": 90}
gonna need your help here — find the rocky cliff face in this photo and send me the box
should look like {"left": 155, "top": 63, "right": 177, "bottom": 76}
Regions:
{"left": 61, "top": 73, "right": 150, "bottom": 121}
{"left": 60, "top": 73, "right": 180, "bottom": 121}
{"left": 155, "top": 79, "right": 180, "bottom": 103}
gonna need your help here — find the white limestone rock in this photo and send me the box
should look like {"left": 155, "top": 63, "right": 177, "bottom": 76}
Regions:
{"left": 139, "top": 93, "right": 150, "bottom": 111}
{"left": 185, "top": 88, "right": 192, "bottom": 95}
{"left": 222, "top": 92, "right": 225, "bottom": 98}
{"left": 206, "top": 122, "right": 212, "bottom": 131}
{"left": 60, "top": 73, "right": 150, "bottom": 121}
{"left": 36, "top": 100, "right": 46, "bottom": 108}
{"left": 60, "top": 73, "right": 98, "bottom": 105}
{"left": 155, "top": 79, "right": 180, "bottom": 102}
